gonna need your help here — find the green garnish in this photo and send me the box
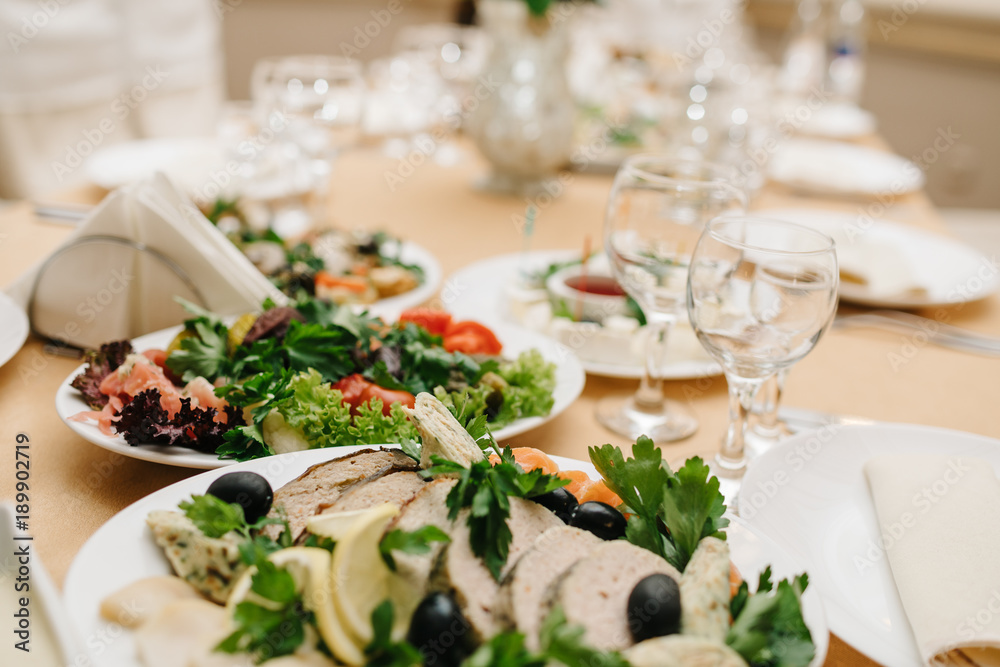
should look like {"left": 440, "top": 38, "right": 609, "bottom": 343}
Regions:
{"left": 364, "top": 601, "right": 423, "bottom": 667}
{"left": 216, "top": 560, "right": 311, "bottom": 663}
{"left": 727, "top": 568, "right": 815, "bottom": 667}
{"left": 379, "top": 526, "right": 452, "bottom": 571}
{"left": 178, "top": 494, "right": 290, "bottom": 565}
{"left": 423, "top": 444, "right": 568, "bottom": 580}
{"left": 589, "top": 437, "right": 728, "bottom": 572}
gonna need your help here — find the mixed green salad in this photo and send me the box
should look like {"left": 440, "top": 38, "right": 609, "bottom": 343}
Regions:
{"left": 69, "top": 298, "right": 557, "bottom": 461}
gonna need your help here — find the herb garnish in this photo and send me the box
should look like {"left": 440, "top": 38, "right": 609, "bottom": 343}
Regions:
{"left": 727, "top": 568, "right": 815, "bottom": 667}
{"left": 379, "top": 526, "right": 452, "bottom": 571}
{"left": 589, "top": 437, "right": 728, "bottom": 572}
{"left": 364, "top": 601, "right": 423, "bottom": 667}
{"left": 178, "top": 493, "right": 290, "bottom": 566}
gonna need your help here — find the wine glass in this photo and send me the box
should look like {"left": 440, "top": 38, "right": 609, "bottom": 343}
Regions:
{"left": 686, "top": 215, "right": 838, "bottom": 506}
{"left": 251, "top": 55, "right": 366, "bottom": 231}
{"left": 598, "top": 156, "right": 747, "bottom": 442}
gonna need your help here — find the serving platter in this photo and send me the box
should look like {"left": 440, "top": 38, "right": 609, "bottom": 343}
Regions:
{"left": 447, "top": 250, "right": 722, "bottom": 380}
{"left": 64, "top": 445, "right": 829, "bottom": 667}
{"left": 739, "top": 423, "right": 1000, "bottom": 666}
{"left": 0, "top": 292, "right": 29, "bottom": 369}
{"left": 55, "top": 320, "right": 585, "bottom": 469}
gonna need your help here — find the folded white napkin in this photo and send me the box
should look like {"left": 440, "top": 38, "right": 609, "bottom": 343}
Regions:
{"left": 865, "top": 455, "right": 1000, "bottom": 665}
{"left": 6, "top": 173, "right": 286, "bottom": 348}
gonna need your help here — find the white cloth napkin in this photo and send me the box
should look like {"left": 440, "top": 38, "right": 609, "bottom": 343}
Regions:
{"left": 865, "top": 454, "right": 1000, "bottom": 665}
{"left": 6, "top": 173, "right": 286, "bottom": 348}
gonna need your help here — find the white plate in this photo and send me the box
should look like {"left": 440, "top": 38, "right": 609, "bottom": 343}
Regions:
{"left": 447, "top": 251, "right": 722, "bottom": 380}
{"left": 757, "top": 208, "right": 1000, "bottom": 308}
{"left": 768, "top": 139, "right": 924, "bottom": 198}
{"left": 739, "top": 423, "right": 1000, "bottom": 666}
{"left": 798, "top": 103, "right": 877, "bottom": 139}
{"left": 64, "top": 446, "right": 828, "bottom": 667}
{"left": 0, "top": 292, "right": 29, "bottom": 368}
{"left": 55, "top": 321, "right": 585, "bottom": 469}
{"left": 86, "top": 138, "right": 226, "bottom": 196}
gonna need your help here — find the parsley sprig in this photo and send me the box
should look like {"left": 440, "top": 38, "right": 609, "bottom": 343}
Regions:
{"left": 589, "top": 436, "right": 728, "bottom": 572}
{"left": 379, "top": 526, "right": 451, "bottom": 571}
{"left": 423, "top": 440, "right": 568, "bottom": 580}
{"left": 727, "top": 568, "right": 815, "bottom": 667}
{"left": 178, "top": 493, "right": 290, "bottom": 566}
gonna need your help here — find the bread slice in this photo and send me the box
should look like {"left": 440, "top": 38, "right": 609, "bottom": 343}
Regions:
{"left": 405, "top": 392, "right": 485, "bottom": 470}
{"left": 495, "top": 525, "right": 603, "bottom": 649}
{"left": 432, "top": 497, "right": 564, "bottom": 642}
{"left": 545, "top": 540, "right": 682, "bottom": 651}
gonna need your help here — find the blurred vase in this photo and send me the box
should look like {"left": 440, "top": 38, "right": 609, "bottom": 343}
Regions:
{"left": 466, "top": 0, "right": 575, "bottom": 196}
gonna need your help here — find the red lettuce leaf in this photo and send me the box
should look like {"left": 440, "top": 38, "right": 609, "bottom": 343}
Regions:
{"left": 70, "top": 340, "right": 134, "bottom": 410}
{"left": 114, "top": 388, "right": 243, "bottom": 453}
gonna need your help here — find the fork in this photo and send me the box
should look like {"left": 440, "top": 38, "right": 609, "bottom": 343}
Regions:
{"left": 833, "top": 310, "right": 1000, "bottom": 356}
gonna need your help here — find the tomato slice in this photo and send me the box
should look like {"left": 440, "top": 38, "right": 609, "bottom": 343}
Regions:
{"left": 398, "top": 308, "right": 453, "bottom": 337}
{"left": 442, "top": 320, "right": 502, "bottom": 355}
{"left": 331, "top": 374, "right": 415, "bottom": 416}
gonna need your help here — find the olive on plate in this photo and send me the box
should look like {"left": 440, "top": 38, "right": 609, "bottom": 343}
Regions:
{"left": 206, "top": 471, "right": 274, "bottom": 524}
{"left": 406, "top": 592, "right": 473, "bottom": 667}
{"left": 627, "top": 573, "right": 682, "bottom": 642}
{"left": 531, "top": 487, "right": 579, "bottom": 523}
{"left": 568, "top": 501, "right": 627, "bottom": 540}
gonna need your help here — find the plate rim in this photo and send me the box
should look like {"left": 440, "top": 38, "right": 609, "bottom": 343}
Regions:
{"left": 767, "top": 139, "right": 925, "bottom": 197}
{"left": 55, "top": 319, "right": 585, "bottom": 469}
{"left": 447, "top": 249, "right": 723, "bottom": 380}
{"left": 755, "top": 207, "right": 1000, "bottom": 308}
{"left": 63, "top": 445, "right": 828, "bottom": 667}
{"left": 0, "top": 291, "right": 30, "bottom": 369}
{"left": 737, "top": 422, "right": 1000, "bottom": 666}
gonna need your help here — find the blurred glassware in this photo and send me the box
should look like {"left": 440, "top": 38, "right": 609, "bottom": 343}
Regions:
{"left": 778, "top": 0, "right": 827, "bottom": 96}
{"left": 392, "top": 23, "right": 488, "bottom": 92}
{"left": 686, "top": 215, "right": 838, "bottom": 506}
{"left": 598, "top": 156, "right": 747, "bottom": 442}
{"left": 365, "top": 54, "right": 447, "bottom": 155}
{"left": 250, "top": 55, "right": 366, "bottom": 232}
{"left": 465, "top": 0, "right": 576, "bottom": 196}
{"left": 826, "top": 0, "right": 867, "bottom": 103}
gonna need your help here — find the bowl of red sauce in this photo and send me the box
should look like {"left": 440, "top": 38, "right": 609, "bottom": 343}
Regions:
{"left": 545, "top": 264, "right": 631, "bottom": 323}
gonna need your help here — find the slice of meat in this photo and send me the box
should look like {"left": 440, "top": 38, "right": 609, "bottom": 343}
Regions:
{"left": 324, "top": 471, "right": 426, "bottom": 515}
{"left": 432, "top": 497, "right": 564, "bottom": 642}
{"left": 494, "top": 525, "right": 603, "bottom": 649}
{"left": 386, "top": 478, "right": 459, "bottom": 600}
{"left": 546, "top": 540, "right": 682, "bottom": 651}
{"left": 263, "top": 448, "right": 418, "bottom": 541}
{"left": 134, "top": 598, "right": 231, "bottom": 667}
{"left": 100, "top": 576, "right": 203, "bottom": 628}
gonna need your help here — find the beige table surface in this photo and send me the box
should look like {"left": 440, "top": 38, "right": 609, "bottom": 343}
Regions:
{"left": 2, "top": 142, "right": 999, "bottom": 667}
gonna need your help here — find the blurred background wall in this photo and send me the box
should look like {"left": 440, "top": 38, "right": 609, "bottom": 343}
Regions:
{"left": 218, "top": 0, "right": 1000, "bottom": 210}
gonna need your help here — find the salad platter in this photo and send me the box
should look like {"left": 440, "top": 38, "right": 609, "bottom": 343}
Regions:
{"left": 65, "top": 433, "right": 829, "bottom": 667}
{"left": 56, "top": 302, "right": 585, "bottom": 469}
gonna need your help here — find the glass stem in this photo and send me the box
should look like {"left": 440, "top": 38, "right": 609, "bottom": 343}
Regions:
{"left": 635, "top": 318, "right": 674, "bottom": 411}
{"left": 719, "top": 374, "right": 763, "bottom": 472}
{"left": 756, "top": 369, "right": 787, "bottom": 432}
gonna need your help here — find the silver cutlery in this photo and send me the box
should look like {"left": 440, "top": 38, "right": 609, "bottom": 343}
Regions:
{"left": 834, "top": 310, "right": 1000, "bottom": 356}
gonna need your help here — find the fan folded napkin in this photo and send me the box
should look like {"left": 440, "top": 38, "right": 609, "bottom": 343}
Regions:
{"left": 865, "top": 455, "right": 1000, "bottom": 666}
{"left": 6, "top": 173, "right": 286, "bottom": 349}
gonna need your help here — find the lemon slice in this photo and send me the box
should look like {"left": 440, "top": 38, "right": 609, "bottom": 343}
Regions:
{"left": 305, "top": 509, "right": 372, "bottom": 542}
{"left": 228, "top": 313, "right": 258, "bottom": 353}
{"left": 330, "top": 503, "right": 401, "bottom": 645}
{"left": 226, "top": 548, "right": 365, "bottom": 666}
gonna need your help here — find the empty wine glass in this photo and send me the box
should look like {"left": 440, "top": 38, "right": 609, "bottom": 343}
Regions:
{"left": 598, "top": 156, "right": 747, "bottom": 442}
{"left": 687, "top": 215, "right": 838, "bottom": 506}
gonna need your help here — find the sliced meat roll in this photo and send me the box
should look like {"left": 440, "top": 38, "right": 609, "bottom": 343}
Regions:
{"left": 495, "top": 525, "right": 602, "bottom": 649}
{"left": 386, "top": 478, "right": 460, "bottom": 601}
{"left": 547, "top": 540, "right": 682, "bottom": 651}
{"left": 433, "top": 497, "right": 564, "bottom": 642}
{"left": 680, "top": 537, "right": 732, "bottom": 643}
{"left": 324, "top": 471, "right": 426, "bottom": 514}
{"left": 263, "top": 448, "right": 418, "bottom": 541}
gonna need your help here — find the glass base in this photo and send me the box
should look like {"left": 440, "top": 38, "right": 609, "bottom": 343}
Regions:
{"left": 595, "top": 395, "right": 698, "bottom": 443}
{"left": 708, "top": 454, "right": 746, "bottom": 516}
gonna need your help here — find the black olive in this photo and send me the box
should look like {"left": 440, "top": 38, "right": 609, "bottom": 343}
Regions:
{"left": 484, "top": 390, "right": 504, "bottom": 420}
{"left": 206, "top": 472, "right": 274, "bottom": 524}
{"left": 627, "top": 573, "right": 682, "bottom": 642}
{"left": 406, "top": 593, "right": 473, "bottom": 667}
{"left": 568, "top": 501, "right": 627, "bottom": 540}
{"left": 532, "top": 487, "right": 579, "bottom": 523}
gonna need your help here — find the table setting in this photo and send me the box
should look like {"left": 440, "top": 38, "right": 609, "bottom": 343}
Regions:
{"left": 2, "top": 1, "right": 1000, "bottom": 666}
